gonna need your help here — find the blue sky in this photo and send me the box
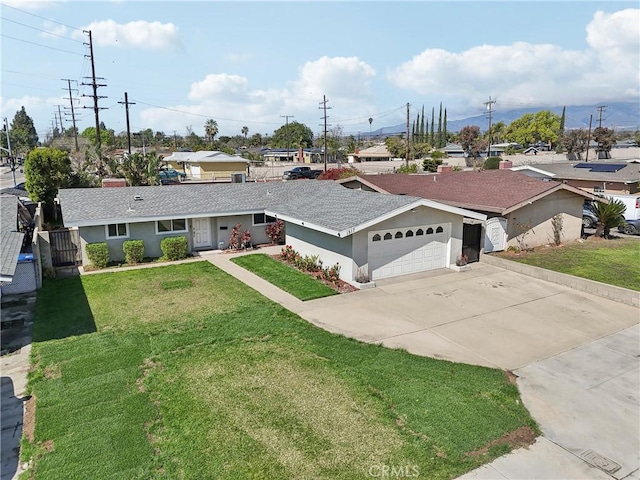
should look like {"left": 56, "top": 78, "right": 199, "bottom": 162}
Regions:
{"left": 1, "top": 1, "right": 638, "bottom": 140}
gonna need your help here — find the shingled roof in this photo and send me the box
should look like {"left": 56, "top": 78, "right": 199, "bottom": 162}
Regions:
{"left": 58, "top": 181, "right": 484, "bottom": 238}
{"left": 1, "top": 195, "right": 25, "bottom": 280}
{"left": 346, "top": 170, "right": 595, "bottom": 214}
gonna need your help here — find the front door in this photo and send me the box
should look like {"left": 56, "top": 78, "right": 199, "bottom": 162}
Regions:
{"left": 192, "top": 218, "right": 212, "bottom": 249}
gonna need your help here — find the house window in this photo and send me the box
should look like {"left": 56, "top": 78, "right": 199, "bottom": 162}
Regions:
{"left": 426, "top": 227, "right": 434, "bottom": 234}
{"left": 436, "top": 226, "right": 444, "bottom": 233}
{"left": 406, "top": 230, "right": 414, "bottom": 237}
{"left": 593, "top": 186, "right": 605, "bottom": 193}
{"left": 395, "top": 231, "right": 403, "bottom": 239}
{"left": 253, "top": 213, "right": 277, "bottom": 225}
{"left": 372, "top": 234, "right": 381, "bottom": 242}
{"left": 156, "top": 219, "right": 188, "bottom": 234}
{"left": 416, "top": 229, "right": 424, "bottom": 236}
{"left": 106, "top": 223, "right": 128, "bottom": 239}
{"left": 383, "top": 233, "right": 392, "bottom": 240}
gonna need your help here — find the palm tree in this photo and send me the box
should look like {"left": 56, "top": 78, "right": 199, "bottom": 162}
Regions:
{"left": 593, "top": 198, "right": 626, "bottom": 238}
{"left": 241, "top": 126, "right": 249, "bottom": 143}
{"left": 204, "top": 119, "right": 218, "bottom": 146}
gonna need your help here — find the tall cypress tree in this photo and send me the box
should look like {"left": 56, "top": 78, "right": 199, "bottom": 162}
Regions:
{"left": 443, "top": 108, "right": 448, "bottom": 146}
{"left": 556, "top": 106, "right": 566, "bottom": 153}
{"left": 430, "top": 107, "right": 435, "bottom": 146}
{"left": 420, "top": 105, "right": 425, "bottom": 142}
{"left": 437, "top": 103, "right": 443, "bottom": 148}
{"left": 425, "top": 120, "right": 429, "bottom": 145}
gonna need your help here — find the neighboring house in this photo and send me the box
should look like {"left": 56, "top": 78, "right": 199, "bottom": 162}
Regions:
{"left": 58, "top": 181, "right": 485, "bottom": 282}
{"left": 163, "top": 151, "right": 249, "bottom": 181}
{"left": 512, "top": 161, "right": 640, "bottom": 194}
{"left": 522, "top": 147, "right": 540, "bottom": 155}
{"left": 338, "top": 170, "right": 599, "bottom": 254}
{"left": 263, "top": 148, "right": 324, "bottom": 163}
{"left": 1, "top": 195, "right": 37, "bottom": 296}
{"left": 348, "top": 145, "right": 392, "bottom": 162}
{"left": 441, "top": 143, "right": 466, "bottom": 158}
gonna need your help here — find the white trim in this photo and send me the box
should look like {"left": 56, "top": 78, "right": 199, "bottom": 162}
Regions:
{"left": 511, "top": 165, "right": 556, "bottom": 177}
{"left": 155, "top": 218, "right": 189, "bottom": 235}
{"left": 105, "top": 223, "right": 129, "bottom": 239}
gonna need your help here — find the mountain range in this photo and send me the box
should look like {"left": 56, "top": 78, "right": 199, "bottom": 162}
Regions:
{"left": 366, "top": 102, "right": 639, "bottom": 137}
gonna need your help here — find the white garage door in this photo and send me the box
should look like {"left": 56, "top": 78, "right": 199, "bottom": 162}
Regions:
{"left": 368, "top": 224, "right": 450, "bottom": 280}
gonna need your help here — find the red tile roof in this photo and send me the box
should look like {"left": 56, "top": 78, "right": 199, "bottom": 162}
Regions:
{"left": 357, "top": 170, "right": 562, "bottom": 213}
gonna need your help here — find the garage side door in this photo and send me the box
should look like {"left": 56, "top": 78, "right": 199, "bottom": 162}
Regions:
{"left": 369, "top": 224, "right": 450, "bottom": 280}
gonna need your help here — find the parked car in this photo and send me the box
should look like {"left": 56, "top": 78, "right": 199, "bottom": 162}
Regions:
{"left": 159, "top": 168, "right": 186, "bottom": 183}
{"left": 282, "top": 166, "right": 323, "bottom": 180}
{"left": 618, "top": 219, "right": 640, "bottom": 235}
{"left": 582, "top": 206, "right": 598, "bottom": 228}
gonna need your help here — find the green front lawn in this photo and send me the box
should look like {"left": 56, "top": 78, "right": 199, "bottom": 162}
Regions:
{"left": 231, "top": 253, "right": 337, "bottom": 300}
{"left": 24, "top": 262, "right": 537, "bottom": 479}
{"left": 496, "top": 238, "right": 640, "bottom": 291}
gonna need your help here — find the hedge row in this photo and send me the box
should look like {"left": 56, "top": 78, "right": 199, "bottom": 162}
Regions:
{"left": 85, "top": 235, "right": 189, "bottom": 269}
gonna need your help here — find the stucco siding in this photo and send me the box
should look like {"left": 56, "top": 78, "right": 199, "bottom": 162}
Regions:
{"left": 214, "top": 214, "right": 271, "bottom": 249}
{"left": 285, "top": 223, "right": 355, "bottom": 281}
{"left": 198, "top": 162, "right": 249, "bottom": 179}
{"left": 506, "top": 190, "right": 583, "bottom": 248}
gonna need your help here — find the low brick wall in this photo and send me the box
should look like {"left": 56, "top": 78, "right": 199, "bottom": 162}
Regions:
{"left": 481, "top": 254, "right": 639, "bottom": 308}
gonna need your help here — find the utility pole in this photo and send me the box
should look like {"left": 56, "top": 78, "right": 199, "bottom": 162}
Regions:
{"left": 596, "top": 105, "right": 606, "bottom": 129}
{"left": 405, "top": 102, "right": 410, "bottom": 167}
{"left": 585, "top": 114, "right": 593, "bottom": 163}
{"left": 56, "top": 105, "right": 65, "bottom": 133}
{"left": 4, "top": 117, "right": 16, "bottom": 186}
{"left": 81, "top": 30, "right": 107, "bottom": 153}
{"left": 118, "top": 92, "right": 136, "bottom": 155}
{"left": 319, "top": 95, "right": 331, "bottom": 172}
{"left": 280, "top": 115, "right": 294, "bottom": 163}
{"left": 62, "top": 78, "right": 79, "bottom": 152}
{"left": 484, "top": 96, "right": 496, "bottom": 159}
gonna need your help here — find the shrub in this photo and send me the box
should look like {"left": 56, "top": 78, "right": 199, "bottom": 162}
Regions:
{"left": 160, "top": 236, "right": 188, "bottom": 261}
{"left": 483, "top": 157, "right": 501, "bottom": 170}
{"left": 317, "top": 167, "right": 360, "bottom": 180}
{"left": 396, "top": 163, "right": 418, "bottom": 174}
{"left": 229, "top": 223, "right": 242, "bottom": 250}
{"left": 281, "top": 245, "right": 296, "bottom": 262}
{"left": 123, "top": 239, "right": 145, "bottom": 264}
{"left": 86, "top": 242, "right": 109, "bottom": 268}
{"left": 322, "top": 263, "right": 341, "bottom": 284}
{"left": 422, "top": 158, "right": 443, "bottom": 172}
{"left": 266, "top": 219, "right": 285, "bottom": 244}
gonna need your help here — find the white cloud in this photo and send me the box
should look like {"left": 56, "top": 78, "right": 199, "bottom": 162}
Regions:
{"left": 73, "top": 20, "right": 181, "bottom": 50}
{"left": 40, "top": 22, "right": 67, "bottom": 39}
{"left": 387, "top": 8, "right": 639, "bottom": 109}
{"left": 140, "top": 56, "right": 378, "bottom": 136}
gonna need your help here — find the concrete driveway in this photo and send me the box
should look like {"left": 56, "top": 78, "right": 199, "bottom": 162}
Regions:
{"left": 297, "top": 263, "right": 638, "bottom": 371}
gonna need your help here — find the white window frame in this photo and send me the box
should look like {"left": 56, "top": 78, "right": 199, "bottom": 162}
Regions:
{"left": 155, "top": 218, "right": 189, "bottom": 235}
{"left": 252, "top": 213, "right": 277, "bottom": 226}
{"left": 105, "top": 223, "right": 129, "bottom": 240}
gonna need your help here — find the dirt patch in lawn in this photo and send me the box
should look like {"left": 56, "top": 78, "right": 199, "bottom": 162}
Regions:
{"left": 465, "top": 426, "right": 537, "bottom": 458}
{"left": 23, "top": 395, "right": 36, "bottom": 442}
{"left": 504, "top": 370, "right": 519, "bottom": 385}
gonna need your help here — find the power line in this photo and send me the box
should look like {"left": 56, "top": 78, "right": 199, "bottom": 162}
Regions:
{"left": 484, "top": 96, "right": 496, "bottom": 158}
{"left": 319, "top": 96, "right": 331, "bottom": 172}
{"left": 81, "top": 30, "right": 107, "bottom": 154}
{"left": 280, "top": 115, "right": 294, "bottom": 162}
{"left": 1, "top": 16, "right": 84, "bottom": 42}
{"left": 0, "top": 33, "right": 84, "bottom": 55}
{"left": 2, "top": 4, "right": 84, "bottom": 32}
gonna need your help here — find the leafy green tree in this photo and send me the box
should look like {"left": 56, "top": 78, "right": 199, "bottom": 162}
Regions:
{"left": 81, "top": 125, "right": 114, "bottom": 147}
{"left": 483, "top": 157, "right": 501, "bottom": 170}
{"left": 204, "top": 119, "right": 218, "bottom": 144}
{"left": 271, "top": 121, "right": 314, "bottom": 149}
{"left": 506, "top": 113, "right": 535, "bottom": 146}
{"left": 593, "top": 198, "right": 626, "bottom": 238}
{"left": 9, "top": 106, "right": 39, "bottom": 155}
{"left": 120, "top": 152, "right": 163, "bottom": 186}
{"left": 556, "top": 106, "right": 566, "bottom": 153}
{"left": 396, "top": 163, "right": 418, "bottom": 174}
{"left": 24, "top": 147, "right": 72, "bottom": 218}
{"left": 506, "top": 110, "right": 561, "bottom": 148}
{"left": 436, "top": 103, "right": 443, "bottom": 148}
{"left": 384, "top": 135, "right": 404, "bottom": 158}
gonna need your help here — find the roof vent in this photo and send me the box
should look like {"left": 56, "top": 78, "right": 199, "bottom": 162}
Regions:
{"left": 133, "top": 194, "right": 143, "bottom": 201}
